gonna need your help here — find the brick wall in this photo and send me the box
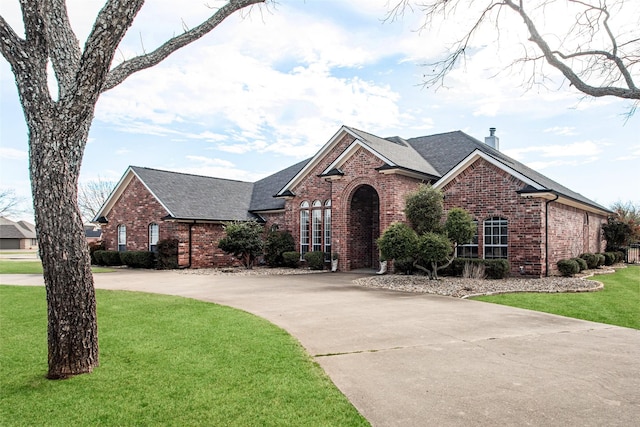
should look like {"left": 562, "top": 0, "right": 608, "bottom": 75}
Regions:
{"left": 547, "top": 202, "right": 607, "bottom": 273}
{"left": 102, "top": 176, "right": 238, "bottom": 268}
{"left": 284, "top": 134, "right": 426, "bottom": 270}
{"left": 442, "top": 158, "right": 546, "bottom": 276}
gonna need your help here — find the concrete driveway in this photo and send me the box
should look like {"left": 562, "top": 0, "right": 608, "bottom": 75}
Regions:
{"left": 3, "top": 270, "right": 639, "bottom": 426}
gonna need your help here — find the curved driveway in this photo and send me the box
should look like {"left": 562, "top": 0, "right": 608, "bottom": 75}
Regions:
{"left": 3, "top": 270, "right": 639, "bottom": 426}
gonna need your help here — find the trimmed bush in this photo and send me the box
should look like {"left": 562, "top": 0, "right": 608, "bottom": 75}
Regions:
{"left": 613, "top": 251, "right": 625, "bottom": 263}
{"left": 557, "top": 259, "right": 580, "bottom": 277}
{"left": 88, "top": 241, "right": 105, "bottom": 265}
{"left": 571, "top": 257, "right": 588, "bottom": 272}
{"left": 579, "top": 253, "right": 598, "bottom": 269}
{"left": 303, "top": 251, "right": 325, "bottom": 270}
{"left": 95, "top": 250, "right": 122, "bottom": 266}
{"left": 264, "top": 230, "right": 295, "bottom": 267}
{"left": 282, "top": 251, "right": 300, "bottom": 268}
{"left": 595, "top": 253, "right": 605, "bottom": 267}
{"left": 449, "top": 258, "right": 510, "bottom": 279}
{"left": 120, "top": 251, "right": 156, "bottom": 269}
{"left": 486, "top": 259, "right": 510, "bottom": 279}
{"left": 603, "top": 252, "right": 616, "bottom": 266}
{"left": 156, "top": 238, "right": 178, "bottom": 269}
{"left": 394, "top": 257, "right": 415, "bottom": 275}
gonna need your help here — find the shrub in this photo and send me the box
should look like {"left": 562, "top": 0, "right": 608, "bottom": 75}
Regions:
{"left": 394, "top": 257, "right": 415, "bottom": 275}
{"left": 449, "top": 258, "right": 510, "bottom": 279}
{"left": 571, "top": 257, "right": 588, "bottom": 272}
{"left": 120, "top": 251, "right": 156, "bottom": 269}
{"left": 613, "top": 251, "right": 625, "bottom": 263}
{"left": 218, "top": 221, "right": 264, "bottom": 269}
{"left": 595, "top": 253, "right": 605, "bottom": 267}
{"left": 282, "top": 251, "right": 300, "bottom": 268}
{"left": 557, "top": 259, "right": 580, "bottom": 277}
{"left": 485, "top": 259, "right": 510, "bottom": 279}
{"left": 95, "top": 250, "right": 122, "bottom": 266}
{"left": 88, "top": 241, "right": 105, "bottom": 265}
{"left": 579, "top": 253, "right": 598, "bottom": 269}
{"left": 462, "top": 261, "right": 486, "bottom": 279}
{"left": 156, "top": 238, "right": 178, "bottom": 269}
{"left": 264, "top": 230, "right": 295, "bottom": 267}
{"left": 603, "top": 252, "right": 616, "bottom": 266}
{"left": 303, "top": 251, "right": 325, "bottom": 270}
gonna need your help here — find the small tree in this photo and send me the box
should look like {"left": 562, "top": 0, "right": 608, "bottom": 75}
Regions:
{"left": 405, "top": 184, "right": 443, "bottom": 235}
{"left": 379, "top": 187, "right": 475, "bottom": 279}
{"left": 218, "top": 221, "right": 264, "bottom": 269}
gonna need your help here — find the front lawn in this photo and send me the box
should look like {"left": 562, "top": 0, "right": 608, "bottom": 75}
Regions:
{"left": 472, "top": 265, "right": 639, "bottom": 329}
{"left": 0, "top": 286, "right": 368, "bottom": 426}
{"left": 0, "top": 260, "right": 113, "bottom": 274}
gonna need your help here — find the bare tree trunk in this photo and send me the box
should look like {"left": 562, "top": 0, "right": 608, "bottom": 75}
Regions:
{"left": 30, "top": 110, "right": 98, "bottom": 379}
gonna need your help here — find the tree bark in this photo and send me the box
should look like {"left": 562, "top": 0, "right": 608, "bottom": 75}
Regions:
{"left": 30, "top": 106, "right": 98, "bottom": 379}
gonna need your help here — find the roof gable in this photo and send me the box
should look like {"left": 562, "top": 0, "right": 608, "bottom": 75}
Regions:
{"left": 95, "top": 167, "right": 257, "bottom": 222}
{"left": 276, "top": 126, "right": 440, "bottom": 196}
{"left": 0, "top": 217, "right": 37, "bottom": 239}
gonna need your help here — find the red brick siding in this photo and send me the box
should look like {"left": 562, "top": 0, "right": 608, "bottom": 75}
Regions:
{"left": 102, "top": 176, "right": 238, "bottom": 268}
{"left": 442, "top": 158, "right": 546, "bottom": 276}
{"left": 547, "top": 203, "right": 607, "bottom": 273}
{"left": 285, "top": 135, "right": 426, "bottom": 270}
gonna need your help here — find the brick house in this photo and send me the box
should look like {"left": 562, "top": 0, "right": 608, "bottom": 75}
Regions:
{"left": 95, "top": 125, "right": 610, "bottom": 276}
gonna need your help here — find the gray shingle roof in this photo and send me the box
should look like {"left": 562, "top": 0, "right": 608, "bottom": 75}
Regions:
{"left": 406, "top": 131, "right": 610, "bottom": 212}
{"left": 250, "top": 159, "right": 310, "bottom": 211}
{"left": 130, "top": 166, "right": 257, "bottom": 221}
{"left": 347, "top": 127, "right": 440, "bottom": 177}
{"left": 0, "top": 217, "right": 37, "bottom": 239}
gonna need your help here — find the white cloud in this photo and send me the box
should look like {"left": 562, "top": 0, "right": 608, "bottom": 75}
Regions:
{"left": 544, "top": 126, "right": 577, "bottom": 136}
{"left": 527, "top": 156, "right": 599, "bottom": 171}
{"left": 0, "top": 147, "right": 27, "bottom": 160}
{"left": 504, "top": 141, "right": 602, "bottom": 160}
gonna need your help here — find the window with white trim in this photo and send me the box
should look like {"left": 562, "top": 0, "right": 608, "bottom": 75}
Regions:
{"left": 457, "top": 220, "right": 478, "bottom": 258}
{"left": 312, "top": 200, "right": 322, "bottom": 253}
{"left": 300, "top": 201, "right": 310, "bottom": 257}
{"left": 484, "top": 217, "right": 508, "bottom": 259}
{"left": 117, "top": 224, "right": 126, "bottom": 252}
{"left": 149, "top": 223, "right": 159, "bottom": 252}
{"left": 324, "top": 200, "right": 331, "bottom": 261}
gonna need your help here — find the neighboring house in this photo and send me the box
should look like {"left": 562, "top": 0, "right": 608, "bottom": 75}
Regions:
{"left": 95, "top": 125, "right": 610, "bottom": 276}
{"left": 0, "top": 217, "right": 38, "bottom": 250}
{"left": 84, "top": 224, "right": 102, "bottom": 244}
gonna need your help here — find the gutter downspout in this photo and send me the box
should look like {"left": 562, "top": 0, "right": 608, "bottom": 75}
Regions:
{"left": 545, "top": 194, "right": 560, "bottom": 277}
{"left": 188, "top": 222, "right": 194, "bottom": 268}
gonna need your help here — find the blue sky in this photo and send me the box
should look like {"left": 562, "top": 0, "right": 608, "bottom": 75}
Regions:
{"left": 1, "top": 0, "right": 638, "bottom": 223}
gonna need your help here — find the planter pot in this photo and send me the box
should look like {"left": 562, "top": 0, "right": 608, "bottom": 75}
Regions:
{"left": 331, "top": 259, "right": 339, "bottom": 272}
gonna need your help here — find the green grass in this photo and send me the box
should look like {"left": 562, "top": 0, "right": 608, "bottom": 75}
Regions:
{"left": 472, "top": 265, "right": 640, "bottom": 329}
{"left": 0, "top": 286, "right": 368, "bottom": 426}
{"left": 0, "top": 260, "right": 113, "bottom": 274}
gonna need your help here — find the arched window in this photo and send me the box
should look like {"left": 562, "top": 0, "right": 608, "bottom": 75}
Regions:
{"left": 324, "top": 200, "right": 332, "bottom": 261}
{"left": 117, "top": 224, "right": 126, "bottom": 252}
{"left": 149, "top": 223, "right": 159, "bottom": 252}
{"left": 457, "top": 219, "right": 478, "bottom": 258}
{"left": 300, "top": 201, "right": 310, "bottom": 257}
{"left": 484, "top": 217, "right": 508, "bottom": 259}
{"left": 312, "top": 200, "right": 322, "bottom": 253}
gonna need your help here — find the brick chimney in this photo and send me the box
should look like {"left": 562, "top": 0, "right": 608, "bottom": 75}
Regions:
{"left": 484, "top": 127, "right": 499, "bottom": 150}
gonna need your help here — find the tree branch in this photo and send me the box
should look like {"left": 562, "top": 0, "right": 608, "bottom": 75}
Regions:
{"left": 42, "top": 0, "right": 82, "bottom": 99}
{"left": 505, "top": 0, "right": 639, "bottom": 99}
{"left": 102, "top": 0, "right": 266, "bottom": 92}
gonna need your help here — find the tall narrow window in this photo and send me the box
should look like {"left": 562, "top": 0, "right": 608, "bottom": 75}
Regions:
{"left": 324, "top": 200, "right": 331, "bottom": 261}
{"left": 300, "top": 201, "right": 310, "bottom": 258}
{"left": 484, "top": 217, "right": 508, "bottom": 259}
{"left": 312, "top": 200, "right": 322, "bottom": 253}
{"left": 149, "top": 223, "right": 159, "bottom": 252}
{"left": 117, "top": 224, "right": 126, "bottom": 252}
{"left": 457, "top": 220, "right": 478, "bottom": 258}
